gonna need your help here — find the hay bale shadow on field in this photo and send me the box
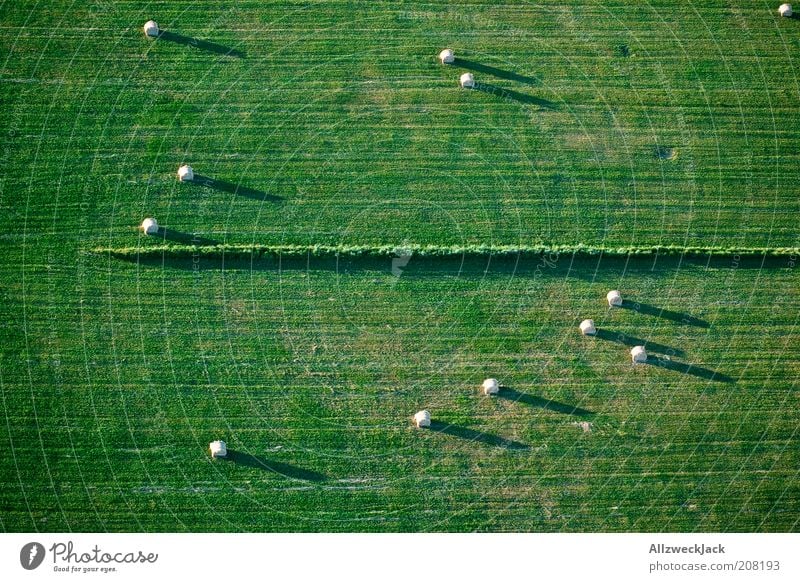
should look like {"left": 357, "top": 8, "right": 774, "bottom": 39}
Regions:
{"left": 619, "top": 299, "right": 709, "bottom": 328}
{"left": 157, "top": 31, "right": 244, "bottom": 58}
{"left": 222, "top": 449, "right": 326, "bottom": 482}
{"left": 644, "top": 356, "right": 735, "bottom": 384}
{"left": 472, "top": 82, "right": 557, "bottom": 110}
{"left": 426, "top": 421, "right": 529, "bottom": 450}
{"left": 452, "top": 58, "right": 539, "bottom": 85}
{"left": 594, "top": 328, "right": 686, "bottom": 358}
{"left": 495, "top": 387, "right": 594, "bottom": 417}
{"left": 189, "top": 174, "right": 283, "bottom": 203}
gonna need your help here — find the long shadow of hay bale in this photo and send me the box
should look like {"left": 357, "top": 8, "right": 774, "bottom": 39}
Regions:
{"left": 619, "top": 299, "right": 709, "bottom": 328}
{"left": 472, "top": 82, "right": 557, "bottom": 109}
{"left": 189, "top": 174, "right": 283, "bottom": 202}
{"left": 158, "top": 31, "right": 244, "bottom": 58}
{"left": 495, "top": 388, "right": 594, "bottom": 417}
{"left": 222, "top": 449, "right": 326, "bottom": 482}
{"left": 594, "top": 328, "right": 686, "bottom": 358}
{"left": 452, "top": 58, "right": 539, "bottom": 85}
{"left": 645, "top": 356, "right": 735, "bottom": 383}
{"left": 427, "top": 421, "right": 528, "bottom": 450}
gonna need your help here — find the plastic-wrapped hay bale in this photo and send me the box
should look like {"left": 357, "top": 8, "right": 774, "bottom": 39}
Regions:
{"left": 143, "top": 20, "right": 159, "bottom": 37}
{"left": 209, "top": 440, "right": 227, "bottom": 458}
{"left": 414, "top": 410, "right": 431, "bottom": 428}
{"left": 177, "top": 164, "right": 194, "bottom": 181}
{"left": 141, "top": 217, "right": 158, "bottom": 235}
{"left": 460, "top": 73, "right": 475, "bottom": 88}
{"left": 630, "top": 346, "right": 647, "bottom": 363}
{"left": 779, "top": 4, "right": 793, "bottom": 17}
{"left": 607, "top": 290, "right": 623, "bottom": 307}
{"left": 482, "top": 378, "right": 500, "bottom": 395}
{"left": 439, "top": 49, "right": 455, "bottom": 64}
{"left": 579, "top": 319, "right": 597, "bottom": 336}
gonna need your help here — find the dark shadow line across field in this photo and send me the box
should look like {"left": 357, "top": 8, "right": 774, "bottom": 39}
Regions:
{"left": 154, "top": 227, "right": 217, "bottom": 246}
{"left": 427, "top": 421, "right": 529, "bottom": 450}
{"left": 594, "top": 328, "right": 685, "bottom": 357}
{"left": 619, "top": 299, "right": 709, "bottom": 328}
{"left": 222, "top": 450, "right": 326, "bottom": 481}
{"left": 495, "top": 388, "right": 594, "bottom": 417}
{"left": 190, "top": 174, "right": 284, "bottom": 202}
{"left": 452, "top": 58, "right": 539, "bottom": 85}
{"left": 644, "top": 357, "right": 735, "bottom": 384}
{"left": 118, "top": 252, "right": 796, "bottom": 276}
{"left": 157, "top": 31, "right": 244, "bottom": 58}
{"left": 472, "top": 82, "right": 557, "bottom": 109}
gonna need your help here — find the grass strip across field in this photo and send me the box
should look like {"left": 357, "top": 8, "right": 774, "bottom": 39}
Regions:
{"left": 95, "top": 243, "right": 800, "bottom": 260}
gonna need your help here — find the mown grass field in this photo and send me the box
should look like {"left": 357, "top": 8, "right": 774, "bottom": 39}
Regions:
{"left": 2, "top": 252, "right": 798, "bottom": 531}
{"left": 0, "top": 1, "right": 798, "bottom": 532}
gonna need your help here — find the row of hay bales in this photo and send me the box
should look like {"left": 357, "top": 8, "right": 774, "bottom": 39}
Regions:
{"left": 205, "top": 286, "right": 691, "bottom": 452}
{"left": 439, "top": 3, "right": 794, "bottom": 90}
{"left": 438, "top": 48, "right": 477, "bottom": 88}
{"left": 209, "top": 376, "right": 498, "bottom": 455}
{"left": 580, "top": 290, "right": 648, "bottom": 362}
{"left": 411, "top": 291, "right": 643, "bottom": 430}
{"left": 140, "top": 165, "right": 194, "bottom": 234}
{"left": 412, "top": 378, "right": 500, "bottom": 429}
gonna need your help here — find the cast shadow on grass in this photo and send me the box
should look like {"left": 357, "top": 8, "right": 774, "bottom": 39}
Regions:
{"left": 644, "top": 356, "right": 735, "bottom": 384}
{"left": 222, "top": 449, "right": 326, "bottom": 482}
{"left": 452, "top": 58, "right": 539, "bottom": 85}
{"left": 427, "top": 421, "right": 529, "bottom": 450}
{"left": 495, "top": 388, "right": 594, "bottom": 417}
{"left": 190, "top": 174, "right": 284, "bottom": 202}
{"left": 558, "top": 253, "right": 794, "bottom": 283}
{"left": 154, "top": 227, "right": 217, "bottom": 246}
{"left": 618, "top": 299, "right": 709, "bottom": 328}
{"left": 594, "top": 328, "right": 686, "bottom": 358}
{"left": 472, "top": 82, "right": 557, "bottom": 110}
{"left": 117, "top": 252, "right": 795, "bottom": 277}
{"left": 158, "top": 31, "right": 244, "bottom": 58}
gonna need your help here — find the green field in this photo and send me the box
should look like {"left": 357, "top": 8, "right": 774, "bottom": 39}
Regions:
{"left": 1, "top": 1, "right": 798, "bottom": 532}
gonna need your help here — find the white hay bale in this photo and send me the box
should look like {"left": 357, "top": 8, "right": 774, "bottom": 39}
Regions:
{"left": 779, "top": 4, "right": 793, "bottom": 17}
{"left": 143, "top": 20, "right": 159, "bottom": 37}
{"left": 414, "top": 410, "right": 431, "bottom": 428}
{"left": 141, "top": 217, "right": 158, "bottom": 235}
{"left": 607, "top": 290, "right": 623, "bottom": 307}
{"left": 209, "top": 440, "right": 227, "bottom": 458}
{"left": 630, "top": 345, "right": 647, "bottom": 363}
{"left": 579, "top": 319, "right": 597, "bottom": 336}
{"left": 482, "top": 378, "right": 499, "bottom": 395}
{"left": 439, "top": 49, "right": 455, "bottom": 64}
{"left": 459, "top": 72, "right": 475, "bottom": 88}
{"left": 177, "top": 164, "right": 194, "bottom": 181}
